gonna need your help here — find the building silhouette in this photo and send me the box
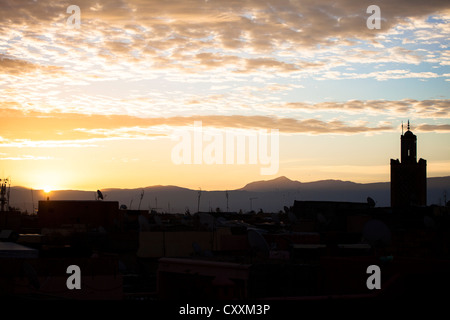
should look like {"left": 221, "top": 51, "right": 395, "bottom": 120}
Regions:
{"left": 390, "top": 121, "right": 427, "bottom": 207}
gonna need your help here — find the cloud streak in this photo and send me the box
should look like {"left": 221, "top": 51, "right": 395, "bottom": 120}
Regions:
{"left": 0, "top": 154, "right": 53, "bottom": 160}
{"left": 0, "top": 55, "right": 64, "bottom": 75}
{"left": 1, "top": 0, "right": 449, "bottom": 75}
{"left": 416, "top": 124, "right": 450, "bottom": 132}
{"left": 0, "top": 108, "right": 395, "bottom": 148}
{"left": 2, "top": 0, "right": 449, "bottom": 46}
{"left": 283, "top": 99, "right": 450, "bottom": 118}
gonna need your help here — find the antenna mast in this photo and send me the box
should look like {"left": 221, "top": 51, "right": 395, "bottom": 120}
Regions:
{"left": 249, "top": 197, "right": 258, "bottom": 212}
{"left": 197, "top": 187, "right": 202, "bottom": 213}
{"left": 226, "top": 190, "right": 229, "bottom": 213}
{"left": 138, "top": 189, "right": 144, "bottom": 210}
{"left": 151, "top": 197, "right": 162, "bottom": 213}
{"left": 31, "top": 188, "right": 35, "bottom": 214}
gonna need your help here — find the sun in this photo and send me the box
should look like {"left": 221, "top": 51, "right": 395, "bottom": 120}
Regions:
{"left": 43, "top": 187, "right": 52, "bottom": 193}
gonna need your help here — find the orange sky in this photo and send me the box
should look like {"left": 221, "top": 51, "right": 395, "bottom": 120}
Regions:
{"left": 0, "top": 0, "right": 449, "bottom": 192}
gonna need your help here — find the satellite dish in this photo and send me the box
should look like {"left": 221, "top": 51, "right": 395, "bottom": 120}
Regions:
{"left": 97, "top": 190, "right": 104, "bottom": 200}
{"left": 120, "top": 204, "right": 127, "bottom": 210}
{"left": 363, "top": 219, "right": 391, "bottom": 247}
{"left": 216, "top": 217, "right": 227, "bottom": 226}
{"left": 247, "top": 229, "right": 270, "bottom": 258}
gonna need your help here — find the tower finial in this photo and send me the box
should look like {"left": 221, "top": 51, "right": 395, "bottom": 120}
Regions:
{"left": 402, "top": 121, "right": 404, "bottom": 135}
{"left": 407, "top": 119, "right": 410, "bottom": 131}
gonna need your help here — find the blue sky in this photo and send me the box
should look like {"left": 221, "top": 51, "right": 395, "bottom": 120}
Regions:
{"left": 0, "top": 0, "right": 449, "bottom": 191}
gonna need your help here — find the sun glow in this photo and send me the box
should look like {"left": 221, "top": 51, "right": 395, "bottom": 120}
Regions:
{"left": 43, "top": 187, "right": 53, "bottom": 193}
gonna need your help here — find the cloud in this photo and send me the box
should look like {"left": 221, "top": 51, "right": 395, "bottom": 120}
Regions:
{"left": 0, "top": 139, "right": 99, "bottom": 148}
{"left": 0, "top": 155, "right": 53, "bottom": 160}
{"left": 0, "top": 108, "right": 394, "bottom": 148}
{"left": 197, "top": 116, "right": 392, "bottom": 134}
{"left": 282, "top": 99, "right": 450, "bottom": 118}
{"left": 315, "top": 69, "right": 444, "bottom": 81}
{"left": 2, "top": 1, "right": 449, "bottom": 63}
{"left": 0, "top": 55, "right": 64, "bottom": 75}
{"left": 0, "top": 0, "right": 446, "bottom": 111}
{"left": 0, "top": 1, "right": 448, "bottom": 142}
{"left": 416, "top": 124, "right": 450, "bottom": 132}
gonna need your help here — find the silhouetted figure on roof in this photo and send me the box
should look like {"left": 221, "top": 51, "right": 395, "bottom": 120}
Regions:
{"left": 367, "top": 197, "right": 376, "bottom": 208}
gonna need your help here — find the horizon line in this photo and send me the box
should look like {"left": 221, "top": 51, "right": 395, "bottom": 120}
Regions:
{"left": 10, "top": 174, "right": 450, "bottom": 193}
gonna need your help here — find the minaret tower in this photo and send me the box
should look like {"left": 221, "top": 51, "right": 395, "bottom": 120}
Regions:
{"left": 401, "top": 120, "right": 417, "bottom": 164}
{"left": 390, "top": 121, "right": 427, "bottom": 207}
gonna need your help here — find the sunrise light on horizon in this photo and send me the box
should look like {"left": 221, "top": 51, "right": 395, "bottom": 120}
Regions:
{"left": 0, "top": 0, "right": 449, "bottom": 192}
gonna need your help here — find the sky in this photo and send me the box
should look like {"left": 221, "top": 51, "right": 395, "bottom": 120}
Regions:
{"left": 0, "top": 0, "right": 449, "bottom": 192}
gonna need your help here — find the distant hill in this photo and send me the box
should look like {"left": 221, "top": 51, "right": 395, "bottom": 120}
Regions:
{"left": 240, "top": 176, "right": 303, "bottom": 191}
{"left": 7, "top": 176, "right": 450, "bottom": 214}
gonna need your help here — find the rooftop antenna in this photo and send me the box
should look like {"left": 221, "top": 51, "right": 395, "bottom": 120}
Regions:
{"left": 31, "top": 188, "right": 35, "bottom": 214}
{"left": 226, "top": 190, "right": 229, "bottom": 213}
{"left": 155, "top": 197, "right": 159, "bottom": 212}
{"left": 249, "top": 197, "right": 258, "bottom": 212}
{"left": 197, "top": 187, "right": 202, "bottom": 213}
{"left": 151, "top": 197, "right": 161, "bottom": 213}
{"left": 6, "top": 178, "right": 10, "bottom": 209}
{"left": 138, "top": 189, "right": 144, "bottom": 210}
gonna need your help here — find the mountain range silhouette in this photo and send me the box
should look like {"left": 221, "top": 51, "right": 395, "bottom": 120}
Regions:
{"left": 9, "top": 176, "right": 450, "bottom": 214}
